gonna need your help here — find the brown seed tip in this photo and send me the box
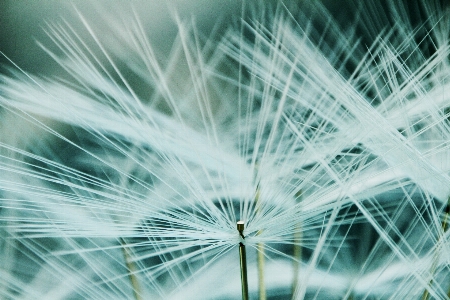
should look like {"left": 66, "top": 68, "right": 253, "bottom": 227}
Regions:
{"left": 237, "top": 221, "right": 245, "bottom": 232}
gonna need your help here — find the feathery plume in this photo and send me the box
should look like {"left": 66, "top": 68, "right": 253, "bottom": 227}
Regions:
{"left": 1, "top": 1, "right": 450, "bottom": 299}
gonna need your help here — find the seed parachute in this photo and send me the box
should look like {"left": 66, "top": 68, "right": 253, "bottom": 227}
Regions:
{"left": 0, "top": 1, "right": 449, "bottom": 299}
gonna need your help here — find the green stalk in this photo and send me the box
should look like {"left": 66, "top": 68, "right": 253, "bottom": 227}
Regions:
{"left": 422, "top": 197, "right": 450, "bottom": 300}
{"left": 120, "top": 238, "right": 142, "bottom": 300}
{"left": 257, "top": 241, "right": 266, "bottom": 300}
{"left": 291, "top": 190, "right": 302, "bottom": 298}
{"left": 255, "top": 186, "right": 266, "bottom": 300}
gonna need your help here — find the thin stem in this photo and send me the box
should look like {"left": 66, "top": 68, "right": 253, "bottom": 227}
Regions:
{"left": 292, "top": 190, "right": 302, "bottom": 298}
{"left": 422, "top": 197, "right": 450, "bottom": 300}
{"left": 120, "top": 238, "right": 143, "bottom": 300}
{"left": 255, "top": 186, "right": 266, "bottom": 300}
{"left": 237, "top": 221, "right": 249, "bottom": 300}
{"left": 444, "top": 203, "right": 450, "bottom": 298}
{"left": 257, "top": 242, "right": 266, "bottom": 300}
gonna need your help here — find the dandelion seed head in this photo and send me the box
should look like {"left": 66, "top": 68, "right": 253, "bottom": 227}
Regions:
{"left": 1, "top": 0, "right": 450, "bottom": 299}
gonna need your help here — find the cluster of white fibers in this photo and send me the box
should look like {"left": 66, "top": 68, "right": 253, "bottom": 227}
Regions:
{"left": 1, "top": 1, "right": 450, "bottom": 299}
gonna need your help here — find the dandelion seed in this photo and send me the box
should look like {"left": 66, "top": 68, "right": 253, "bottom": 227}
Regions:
{"left": 1, "top": 0, "right": 450, "bottom": 299}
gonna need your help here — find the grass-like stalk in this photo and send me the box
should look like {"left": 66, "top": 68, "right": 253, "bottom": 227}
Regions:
{"left": 120, "top": 238, "right": 142, "bottom": 300}
{"left": 421, "top": 197, "right": 450, "bottom": 300}
{"left": 291, "top": 190, "right": 302, "bottom": 298}
{"left": 257, "top": 242, "right": 266, "bottom": 300}
{"left": 255, "top": 184, "right": 266, "bottom": 300}
{"left": 444, "top": 202, "right": 450, "bottom": 299}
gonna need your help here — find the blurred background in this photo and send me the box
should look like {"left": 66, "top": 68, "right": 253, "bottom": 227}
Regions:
{"left": 1, "top": 0, "right": 442, "bottom": 74}
{"left": 0, "top": 0, "right": 243, "bottom": 74}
